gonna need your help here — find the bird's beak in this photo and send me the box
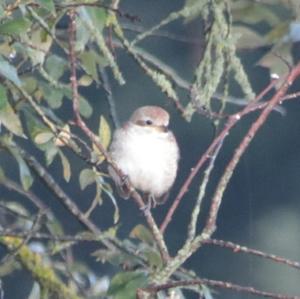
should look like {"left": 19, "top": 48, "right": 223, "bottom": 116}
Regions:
{"left": 146, "top": 125, "right": 169, "bottom": 133}
{"left": 161, "top": 125, "right": 169, "bottom": 132}
{"left": 155, "top": 125, "right": 168, "bottom": 133}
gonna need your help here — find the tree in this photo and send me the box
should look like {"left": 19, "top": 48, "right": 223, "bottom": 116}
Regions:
{"left": 0, "top": 0, "right": 299, "bottom": 298}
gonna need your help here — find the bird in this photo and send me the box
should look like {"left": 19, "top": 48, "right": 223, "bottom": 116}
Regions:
{"left": 108, "top": 106, "right": 179, "bottom": 206}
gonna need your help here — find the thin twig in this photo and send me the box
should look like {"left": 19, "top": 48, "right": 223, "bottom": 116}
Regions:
{"left": 159, "top": 78, "right": 281, "bottom": 234}
{"left": 0, "top": 203, "right": 33, "bottom": 221}
{"left": 187, "top": 140, "right": 223, "bottom": 242}
{"left": 19, "top": 148, "right": 103, "bottom": 235}
{"left": 205, "top": 239, "right": 300, "bottom": 271}
{"left": 134, "top": 46, "right": 191, "bottom": 92}
{"left": 281, "top": 91, "right": 300, "bottom": 101}
{"left": 1, "top": 211, "right": 44, "bottom": 264}
{"left": 0, "top": 177, "right": 47, "bottom": 211}
{"left": 99, "top": 67, "right": 120, "bottom": 128}
{"left": 130, "top": 1, "right": 206, "bottom": 47}
{"left": 139, "top": 278, "right": 300, "bottom": 299}
{"left": 58, "top": 249, "right": 87, "bottom": 296}
{"left": 26, "top": 6, "right": 67, "bottom": 54}
{"left": 57, "top": 2, "right": 140, "bottom": 22}
{"left": 122, "top": 23, "right": 201, "bottom": 45}
{"left": 203, "top": 64, "right": 300, "bottom": 236}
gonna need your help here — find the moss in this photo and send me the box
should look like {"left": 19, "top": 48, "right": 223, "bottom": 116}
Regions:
{"left": 1, "top": 236, "right": 81, "bottom": 299}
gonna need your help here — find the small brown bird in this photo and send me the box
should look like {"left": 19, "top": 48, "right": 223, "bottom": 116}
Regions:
{"left": 109, "top": 106, "right": 179, "bottom": 205}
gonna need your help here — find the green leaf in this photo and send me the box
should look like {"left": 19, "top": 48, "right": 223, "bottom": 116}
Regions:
{"left": 0, "top": 18, "right": 31, "bottom": 35}
{"left": 22, "top": 76, "right": 38, "bottom": 94}
{"left": 102, "top": 183, "right": 119, "bottom": 224}
{"left": 231, "top": 2, "right": 281, "bottom": 26}
{"left": 83, "top": 7, "right": 107, "bottom": 33}
{"left": 92, "top": 248, "right": 128, "bottom": 265}
{"left": 107, "top": 271, "right": 147, "bottom": 299}
{"left": 144, "top": 248, "right": 163, "bottom": 268}
{"left": 40, "top": 81, "right": 64, "bottom": 109}
{"left": 0, "top": 5, "right": 4, "bottom": 19}
{"left": 36, "top": 0, "right": 56, "bottom": 13}
{"left": 0, "top": 56, "right": 22, "bottom": 86}
{"left": 233, "top": 26, "right": 267, "bottom": 49}
{"left": 257, "top": 42, "right": 292, "bottom": 79}
{"left": 19, "top": 158, "right": 33, "bottom": 190}
{"left": 99, "top": 116, "right": 111, "bottom": 149}
{"left": 79, "top": 7, "right": 125, "bottom": 85}
{"left": 75, "top": 17, "right": 91, "bottom": 52}
{"left": 79, "top": 51, "right": 98, "bottom": 82}
{"left": 79, "top": 168, "right": 96, "bottom": 190}
{"left": 40, "top": 211, "right": 61, "bottom": 234}
{"left": 5, "top": 201, "right": 30, "bottom": 218}
{"left": 63, "top": 74, "right": 90, "bottom": 115}
{"left": 0, "top": 166, "right": 5, "bottom": 181}
{"left": 58, "top": 150, "right": 71, "bottom": 182}
{"left": 24, "top": 109, "right": 49, "bottom": 142}
{"left": 51, "top": 241, "right": 75, "bottom": 255}
{"left": 45, "top": 55, "right": 66, "bottom": 80}
{"left": 94, "top": 182, "right": 103, "bottom": 206}
{"left": 34, "top": 131, "right": 54, "bottom": 144}
{"left": 0, "top": 85, "right": 24, "bottom": 137}
{"left": 78, "top": 75, "right": 93, "bottom": 86}
{"left": 0, "top": 84, "right": 8, "bottom": 110}
{"left": 79, "top": 50, "right": 108, "bottom": 82}
{"left": 265, "top": 21, "right": 290, "bottom": 43}
{"left": 44, "top": 143, "right": 59, "bottom": 166}
{"left": 79, "top": 96, "right": 93, "bottom": 118}
{"left": 54, "top": 124, "right": 71, "bottom": 147}
{"left": 7, "top": 145, "right": 33, "bottom": 190}
{"left": 130, "top": 224, "right": 154, "bottom": 245}
{"left": 25, "top": 29, "right": 53, "bottom": 65}
{"left": 93, "top": 116, "right": 111, "bottom": 164}
{"left": 45, "top": 88, "right": 64, "bottom": 109}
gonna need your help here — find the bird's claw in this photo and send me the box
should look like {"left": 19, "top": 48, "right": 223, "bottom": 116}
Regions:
{"left": 140, "top": 194, "right": 158, "bottom": 214}
{"left": 121, "top": 174, "right": 129, "bottom": 186}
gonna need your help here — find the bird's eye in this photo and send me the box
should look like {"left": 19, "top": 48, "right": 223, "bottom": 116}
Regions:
{"left": 145, "top": 120, "right": 153, "bottom": 125}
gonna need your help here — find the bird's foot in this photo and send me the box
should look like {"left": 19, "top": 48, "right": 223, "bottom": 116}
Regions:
{"left": 139, "top": 194, "right": 157, "bottom": 214}
{"left": 148, "top": 194, "right": 158, "bottom": 209}
{"left": 120, "top": 174, "right": 129, "bottom": 187}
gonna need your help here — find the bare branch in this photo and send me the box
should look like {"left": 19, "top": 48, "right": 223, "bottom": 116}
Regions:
{"left": 160, "top": 78, "right": 280, "bottom": 233}
{"left": 99, "top": 68, "right": 120, "bottom": 128}
{"left": 205, "top": 239, "right": 300, "bottom": 271}
{"left": 0, "top": 177, "right": 47, "bottom": 211}
{"left": 139, "top": 278, "right": 300, "bottom": 299}
{"left": 203, "top": 65, "right": 300, "bottom": 236}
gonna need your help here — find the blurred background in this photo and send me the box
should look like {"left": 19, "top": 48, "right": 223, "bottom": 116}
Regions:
{"left": 1, "top": 0, "right": 300, "bottom": 298}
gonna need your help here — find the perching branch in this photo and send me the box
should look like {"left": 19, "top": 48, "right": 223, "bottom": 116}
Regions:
{"left": 67, "top": 9, "right": 170, "bottom": 263}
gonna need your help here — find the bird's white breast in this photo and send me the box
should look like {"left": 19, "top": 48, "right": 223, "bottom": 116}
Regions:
{"left": 110, "top": 124, "right": 179, "bottom": 197}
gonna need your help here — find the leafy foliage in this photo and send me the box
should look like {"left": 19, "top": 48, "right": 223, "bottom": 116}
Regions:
{"left": 0, "top": 0, "right": 299, "bottom": 299}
